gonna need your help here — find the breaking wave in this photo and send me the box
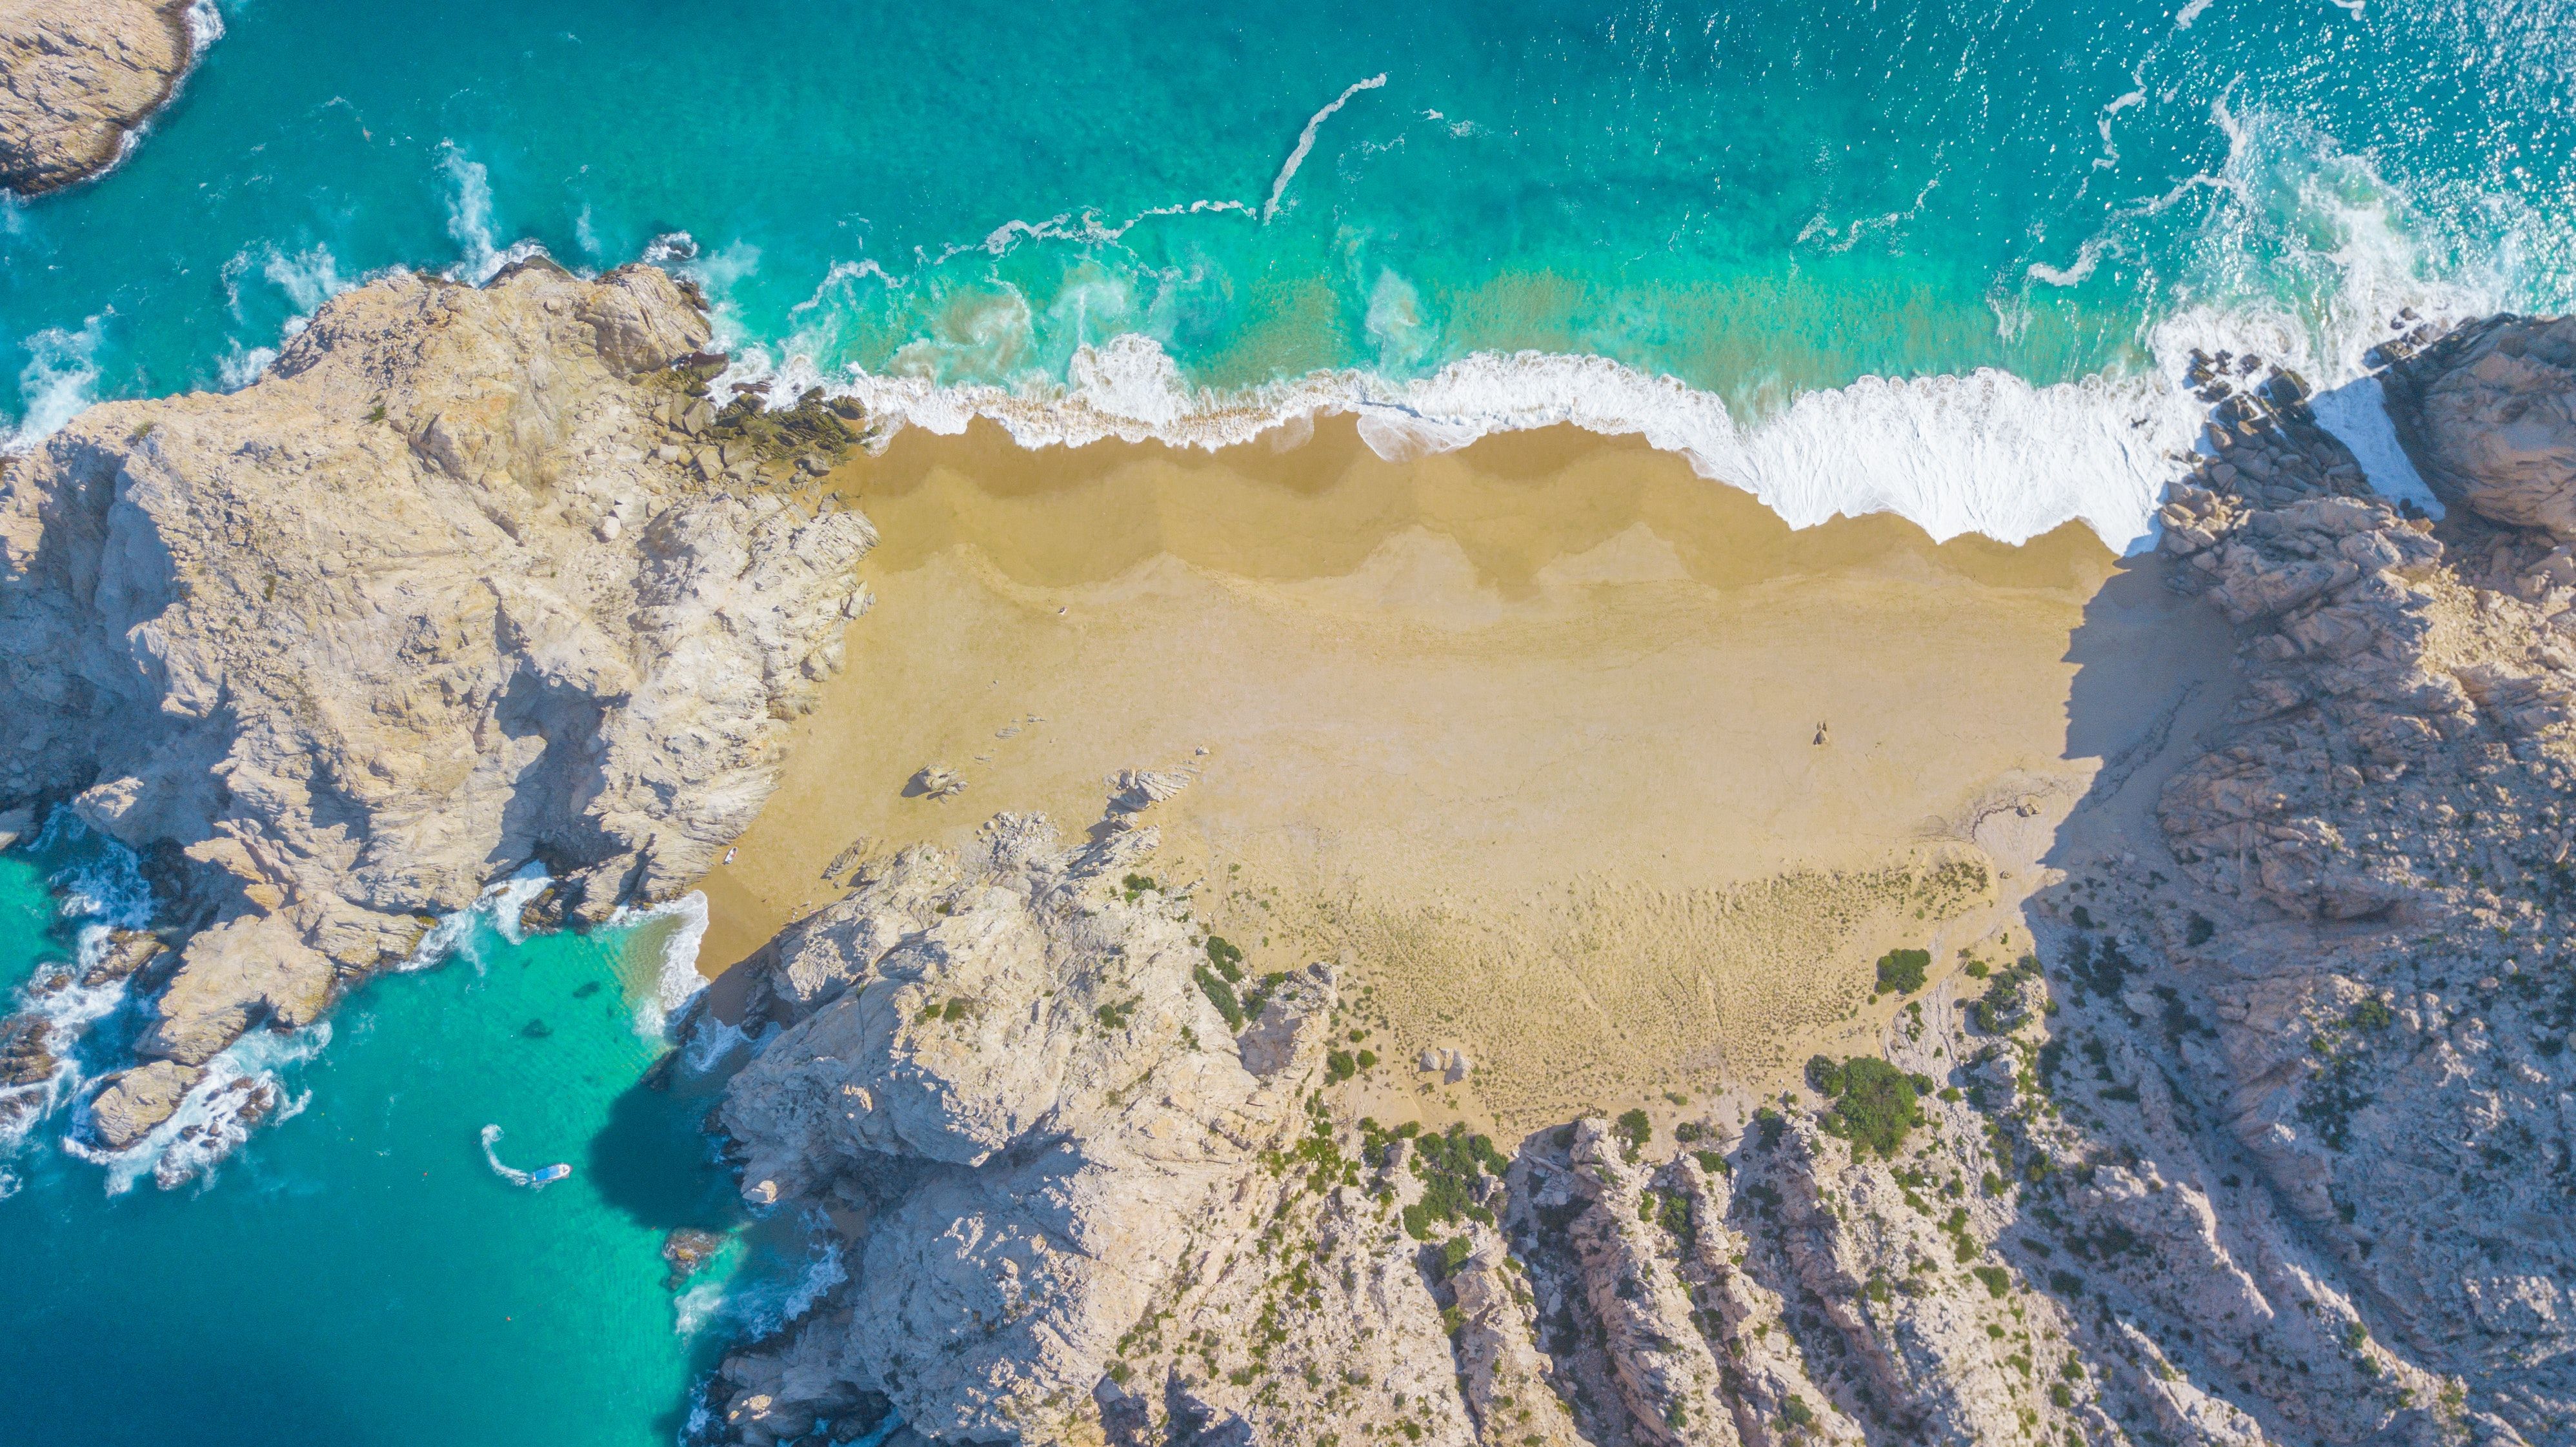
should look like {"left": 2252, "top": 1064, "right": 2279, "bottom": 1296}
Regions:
{"left": 705, "top": 95, "right": 2545, "bottom": 554}
{"left": 65, "top": 1023, "right": 326, "bottom": 1196}
{"left": 611, "top": 891, "right": 712, "bottom": 1041}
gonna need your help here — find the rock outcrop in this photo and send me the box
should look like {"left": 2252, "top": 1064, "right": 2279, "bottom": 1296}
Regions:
{"left": 705, "top": 811, "right": 1338, "bottom": 1446}
{"left": 2385, "top": 314, "right": 2576, "bottom": 537}
{"left": 0, "top": 260, "right": 874, "bottom": 1146}
{"left": 0, "top": 0, "right": 203, "bottom": 195}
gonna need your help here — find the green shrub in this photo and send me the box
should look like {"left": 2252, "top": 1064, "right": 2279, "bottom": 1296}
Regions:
{"left": 1875, "top": 948, "right": 1931, "bottom": 995}
{"left": 1973, "top": 1265, "right": 2010, "bottom": 1297}
{"left": 1440, "top": 1235, "right": 1474, "bottom": 1275}
{"left": 1195, "top": 966, "right": 1245, "bottom": 1029}
{"left": 1393, "top": 1123, "right": 1507, "bottom": 1239}
{"left": 1820, "top": 1057, "right": 1922, "bottom": 1157}
{"left": 1203, "top": 935, "right": 1245, "bottom": 982}
{"left": 1613, "top": 1108, "right": 1653, "bottom": 1159}
{"left": 1324, "top": 1049, "right": 1357, "bottom": 1084}
{"left": 1805, "top": 1055, "right": 1846, "bottom": 1095}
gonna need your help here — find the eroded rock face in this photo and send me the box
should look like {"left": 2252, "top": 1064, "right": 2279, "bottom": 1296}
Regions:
{"left": 710, "top": 815, "right": 1336, "bottom": 1446}
{"left": 2393, "top": 316, "right": 2576, "bottom": 537}
{"left": 0, "top": 260, "right": 873, "bottom": 1099}
{"left": 0, "top": 0, "right": 201, "bottom": 195}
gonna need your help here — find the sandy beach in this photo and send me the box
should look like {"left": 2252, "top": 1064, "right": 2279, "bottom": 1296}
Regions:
{"left": 696, "top": 417, "right": 2233, "bottom": 1131}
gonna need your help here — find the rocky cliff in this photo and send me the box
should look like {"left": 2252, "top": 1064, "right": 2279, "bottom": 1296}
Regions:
{"left": 0, "top": 260, "right": 874, "bottom": 1157}
{"left": 689, "top": 319, "right": 2576, "bottom": 1447}
{"left": 0, "top": 0, "right": 203, "bottom": 194}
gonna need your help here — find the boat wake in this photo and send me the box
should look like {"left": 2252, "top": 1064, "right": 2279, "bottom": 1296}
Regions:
{"left": 478, "top": 1124, "right": 570, "bottom": 1190}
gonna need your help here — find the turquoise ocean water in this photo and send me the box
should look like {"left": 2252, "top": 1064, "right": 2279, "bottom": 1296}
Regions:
{"left": 3, "top": 1, "right": 2574, "bottom": 1442}
{"left": 0, "top": 822, "right": 827, "bottom": 1447}
{"left": 3, "top": 0, "right": 2573, "bottom": 538}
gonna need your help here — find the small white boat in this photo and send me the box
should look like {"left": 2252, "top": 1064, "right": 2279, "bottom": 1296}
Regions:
{"left": 480, "top": 1124, "right": 573, "bottom": 1190}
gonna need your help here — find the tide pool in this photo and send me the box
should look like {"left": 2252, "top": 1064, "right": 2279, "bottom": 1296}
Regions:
{"left": 0, "top": 829, "right": 814, "bottom": 1447}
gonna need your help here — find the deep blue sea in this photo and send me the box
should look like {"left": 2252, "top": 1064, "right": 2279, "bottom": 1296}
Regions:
{"left": 1, "top": 2, "right": 2570, "bottom": 1442}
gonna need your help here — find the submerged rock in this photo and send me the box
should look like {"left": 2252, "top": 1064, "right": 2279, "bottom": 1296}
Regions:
{"left": 661, "top": 1228, "right": 728, "bottom": 1289}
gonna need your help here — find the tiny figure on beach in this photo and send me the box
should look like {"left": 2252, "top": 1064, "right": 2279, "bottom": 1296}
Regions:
{"left": 723, "top": 846, "right": 738, "bottom": 864}
{"left": 1813, "top": 720, "right": 1831, "bottom": 747}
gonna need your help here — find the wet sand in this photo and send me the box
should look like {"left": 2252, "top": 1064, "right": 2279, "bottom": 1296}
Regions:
{"left": 694, "top": 417, "right": 2229, "bottom": 1131}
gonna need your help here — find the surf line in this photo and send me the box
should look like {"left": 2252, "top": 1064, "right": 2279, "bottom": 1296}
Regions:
{"left": 479, "top": 1124, "right": 572, "bottom": 1189}
{"left": 1263, "top": 74, "right": 1389, "bottom": 221}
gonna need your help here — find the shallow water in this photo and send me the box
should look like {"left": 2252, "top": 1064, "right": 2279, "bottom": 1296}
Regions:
{"left": 0, "top": 829, "right": 817, "bottom": 1447}
{"left": 4, "top": 0, "right": 2571, "bottom": 541}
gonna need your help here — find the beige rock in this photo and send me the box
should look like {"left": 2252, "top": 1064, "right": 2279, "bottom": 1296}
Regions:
{"left": 87, "top": 1057, "right": 197, "bottom": 1148}
{"left": 0, "top": 261, "right": 873, "bottom": 1104}
{"left": 0, "top": 0, "right": 201, "bottom": 195}
{"left": 712, "top": 811, "right": 1336, "bottom": 1445}
{"left": 2401, "top": 316, "right": 2576, "bottom": 535}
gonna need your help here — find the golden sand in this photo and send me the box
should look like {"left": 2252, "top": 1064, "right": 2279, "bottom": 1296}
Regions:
{"left": 696, "top": 418, "right": 2231, "bottom": 1133}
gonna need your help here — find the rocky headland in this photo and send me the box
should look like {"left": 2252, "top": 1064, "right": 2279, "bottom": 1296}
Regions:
{"left": 0, "top": 0, "right": 206, "bottom": 194}
{"left": 0, "top": 259, "right": 875, "bottom": 1160}
{"left": 684, "top": 317, "right": 2576, "bottom": 1447}
{"left": 0, "top": 238, "right": 2570, "bottom": 1444}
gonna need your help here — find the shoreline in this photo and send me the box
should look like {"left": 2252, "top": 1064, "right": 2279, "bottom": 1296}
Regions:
{"left": 693, "top": 414, "right": 2236, "bottom": 1130}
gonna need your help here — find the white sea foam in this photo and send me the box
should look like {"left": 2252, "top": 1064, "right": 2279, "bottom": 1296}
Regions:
{"left": 216, "top": 343, "right": 277, "bottom": 390}
{"left": 3, "top": 318, "right": 105, "bottom": 453}
{"left": 439, "top": 145, "right": 547, "bottom": 286}
{"left": 68, "top": 1023, "right": 326, "bottom": 1195}
{"left": 400, "top": 862, "right": 552, "bottom": 973}
{"left": 182, "top": 0, "right": 225, "bottom": 54}
{"left": 676, "top": 1230, "right": 844, "bottom": 1338}
{"left": 770, "top": 331, "right": 2199, "bottom": 549}
{"left": 1264, "top": 74, "right": 1388, "bottom": 221}
{"left": 611, "top": 891, "right": 711, "bottom": 1040}
{"left": 679, "top": 1015, "right": 775, "bottom": 1076}
{"left": 2311, "top": 376, "right": 2444, "bottom": 517}
{"left": 0, "top": 814, "right": 156, "bottom": 1158}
